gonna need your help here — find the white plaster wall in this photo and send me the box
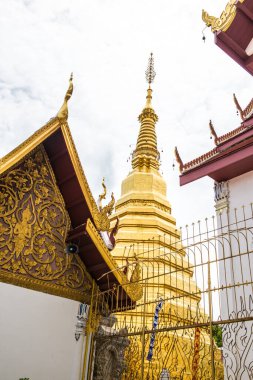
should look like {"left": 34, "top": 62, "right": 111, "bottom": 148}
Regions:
{"left": 229, "top": 170, "right": 253, "bottom": 210}
{"left": 0, "top": 282, "right": 84, "bottom": 380}
{"left": 228, "top": 171, "right": 253, "bottom": 313}
{"left": 215, "top": 171, "right": 253, "bottom": 379}
{"left": 215, "top": 171, "right": 253, "bottom": 315}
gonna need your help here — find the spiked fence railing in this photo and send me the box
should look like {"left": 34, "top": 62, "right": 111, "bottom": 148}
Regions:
{"left": 88, "top": 204, "right": 253, "bottom": 380}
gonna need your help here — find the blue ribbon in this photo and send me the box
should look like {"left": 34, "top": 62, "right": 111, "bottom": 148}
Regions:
{"left": 147, "top": 299, "right": 164, "bottom": 361}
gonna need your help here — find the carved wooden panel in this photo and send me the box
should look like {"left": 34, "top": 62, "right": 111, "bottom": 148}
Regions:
{"left": 0, "top": 145, "right": 91, "bottom": 301}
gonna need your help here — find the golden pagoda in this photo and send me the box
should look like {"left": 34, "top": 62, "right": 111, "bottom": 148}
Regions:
{"left": 109, "top": 55, "right": 223, "bottom": 379}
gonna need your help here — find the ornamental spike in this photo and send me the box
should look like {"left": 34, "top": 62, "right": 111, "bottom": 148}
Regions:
{"left": 209, "top": 120, "right": 218, "bottom": 145}
{"left": 145, "top": 53, "right": 156, "bottom": 88}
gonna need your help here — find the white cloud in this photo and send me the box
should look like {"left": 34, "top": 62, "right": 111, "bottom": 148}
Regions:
{"left": 0, "top": 0, "right": 251, "bottom": 228}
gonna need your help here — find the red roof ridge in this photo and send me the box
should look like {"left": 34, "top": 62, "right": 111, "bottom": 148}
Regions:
{"left": 243, "top": 98, "right": 253, "bottom": 120}
{"left": 216, "top": 124, "right": 247, "bottom": 144}
{"left": 233, "top": 94, "right": 253, "bottom": 121}
{"left": 183, "top": 147, "right": 218, "bottom": 172}
{"left": 182, "top": 121, "right": 253, "bottom": 173}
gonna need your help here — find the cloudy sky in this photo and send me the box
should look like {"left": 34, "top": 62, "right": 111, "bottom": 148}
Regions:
{"left": 0, "top": 0, "right": 251, "bottom": 228}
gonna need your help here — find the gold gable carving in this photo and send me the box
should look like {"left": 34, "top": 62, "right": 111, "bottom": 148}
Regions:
{"left": 202, "top": 0, "right": 245, "bottom": 33}
{"left": 0, "top": 145, "right": 91, "bottom": 302}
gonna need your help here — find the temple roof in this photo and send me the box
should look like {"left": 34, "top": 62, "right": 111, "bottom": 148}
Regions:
{"left": 177, "top": 96, "right": 253, "bottom": 186}
{"left": 202, "top": 0, "right": 253, "bottom": 75}
{"left": 0, "top": 82, "right": 134, "bottom": 305}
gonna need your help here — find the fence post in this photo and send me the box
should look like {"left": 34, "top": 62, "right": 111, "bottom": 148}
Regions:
{"left": 208, "top": 260, "right": 215, "bottom": 380}
{"left": 141, "top": 279, "right": 148, "bottom": 380}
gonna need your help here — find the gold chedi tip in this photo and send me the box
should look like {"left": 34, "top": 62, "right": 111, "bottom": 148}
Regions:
{"left": 131, "top": 54, "right": 160, "bottom": 171}
{"left": 57, "top": 73, "right": 73, "bottom": 121}
{"left": 145, "top": 88, "right": 153, "bottom": 108}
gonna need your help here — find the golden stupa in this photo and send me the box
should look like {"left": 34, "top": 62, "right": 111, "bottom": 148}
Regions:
{"left": 109, "top": 55, "right": 223, "bottom": 379}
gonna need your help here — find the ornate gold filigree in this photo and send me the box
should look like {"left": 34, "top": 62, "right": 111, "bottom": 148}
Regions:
{"left": 0, "top": 118, "right": 106, "bottom": 236}
{"left": 115, "top": 199, "right": 171, "bottom": 213}
{"left": 0, "top": 145, "right": 91, "bottom": 301}
{"left": 202, "top": 0, "right": 245, "bottom": 33}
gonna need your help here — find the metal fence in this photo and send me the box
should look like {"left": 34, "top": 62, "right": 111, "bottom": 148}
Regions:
{"left": 88, "top": 204, "right": 253, "bottom": 380}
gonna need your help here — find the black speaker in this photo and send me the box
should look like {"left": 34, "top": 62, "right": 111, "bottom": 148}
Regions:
{"left": 65, "top": 243, "right": 79, "bottom": 254}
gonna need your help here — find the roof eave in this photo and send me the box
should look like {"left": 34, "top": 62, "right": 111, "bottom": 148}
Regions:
{"left": 180, "top": 140, "right": 253, "bottom": 186}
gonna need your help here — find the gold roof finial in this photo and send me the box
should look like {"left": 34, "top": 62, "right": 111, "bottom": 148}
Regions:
{"left": 94, "top": 177, "right": 115, "bottom": 231}
{"left": 57, "top": 73, "right": 73, "bottom": 121}
{"left": 98, "top": 177, "right": 107, "bottom": 210}
{"left": 202, "top": 0, "right": 245, "bottom": 33}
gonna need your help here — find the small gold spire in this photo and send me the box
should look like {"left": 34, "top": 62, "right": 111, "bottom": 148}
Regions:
{"left": 145, "top": 52, "right": 156, "bottom": 88}
{"left": 57, "top": 73, "right": 73, "bottom": 121}
{"left": 144, "top": 53, "right": 156, "bottom": 108}
{"left": 131, "top": 54, "right": 159, "bottom": 171}
{"left": 145, "top": 88, "right": 153, "bottom": 108}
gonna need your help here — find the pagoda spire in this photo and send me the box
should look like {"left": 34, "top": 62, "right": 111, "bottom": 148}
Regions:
{"left": 131, "top": 53, "right": 160, "bottom": 171}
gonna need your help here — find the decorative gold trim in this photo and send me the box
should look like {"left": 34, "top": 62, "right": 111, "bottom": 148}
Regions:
{"left": 0, "top": 145, "right": 92, "bottom": 302}
{"left": 0, "top": 118, "right": 60, "bottom": 175}
{"left": 202, "top": 0, "right": 245, "bottom": 33}
{"left": 86, "top": 218, "right": 143, "bottom": 301}
{"left": 60, "top": 123, "right": 100, "bottom": 220}
{"left": 0, "top": 269, "right": 89, "bottom": 302}
{"left": 0, "top": 117, "right": 102, "bottom": 230}
{"left": 94, "top": 178, "right": 115, "bottom": 231}
{"left": 115, "top": 199, "right": 172, "bottom": 214}
{"left": 86, "top": 218, "right": 121, "bottom": 282}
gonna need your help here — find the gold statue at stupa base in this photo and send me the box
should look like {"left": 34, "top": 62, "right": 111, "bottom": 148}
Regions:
{"left": 110, "top": 54, "right": 223, "bottom": 379}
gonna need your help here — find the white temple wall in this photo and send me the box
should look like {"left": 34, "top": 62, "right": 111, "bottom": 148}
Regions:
{"left": 228, "top": 171, "right": 253, "bottom": 314}
{"left": 214, "top": 171, "right": 253, "bottom": 379}
{"left": 228, "top": 170, "right": 253, "bottom": 209}
{"left": 0, "top": 282, "right": 87, "bottom": 380}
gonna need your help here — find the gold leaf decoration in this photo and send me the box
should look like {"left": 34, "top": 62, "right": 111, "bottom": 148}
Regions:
{"left": 202, "top": 0, "right": 245, "bottom": 33}
{"left": 0, "top": 145, "right": 91, "bottom": 302}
